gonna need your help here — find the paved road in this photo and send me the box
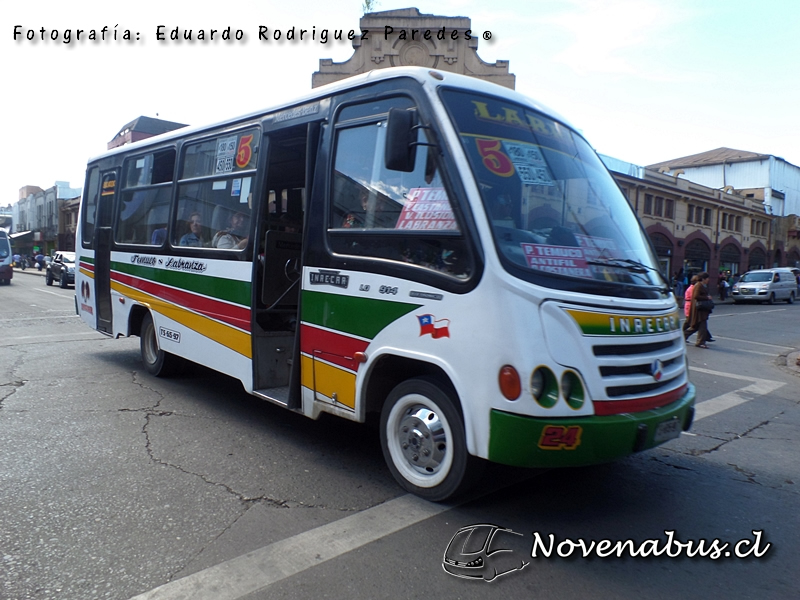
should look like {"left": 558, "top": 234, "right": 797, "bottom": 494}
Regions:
{"left": 2, "top": 273, "right": 798, "bottom": 599}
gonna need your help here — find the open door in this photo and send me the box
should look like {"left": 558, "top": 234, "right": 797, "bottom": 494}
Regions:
{"left": 95, "top": 171, "right": 116, "bottom": 334}
{"left": 251, "top": 121, "right": 320, "bottom": 408}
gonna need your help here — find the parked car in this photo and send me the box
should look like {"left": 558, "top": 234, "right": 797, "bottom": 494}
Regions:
{"left": 46, "top": 251, "right": 76, "bottom": 288}
{"left": 730, "top": 267, "right": 798, "bottom": 304}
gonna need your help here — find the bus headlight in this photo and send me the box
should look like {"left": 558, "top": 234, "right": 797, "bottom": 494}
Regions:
{"left": 561, "top": 371, "right": 585, "bottom": 410}
{"left": 531, "top": 367, "right": 558, "bottom": 408}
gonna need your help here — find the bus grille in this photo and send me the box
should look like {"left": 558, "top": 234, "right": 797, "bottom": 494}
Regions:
{"left": 592, "top": 338, "right": 685, "bottom": 399}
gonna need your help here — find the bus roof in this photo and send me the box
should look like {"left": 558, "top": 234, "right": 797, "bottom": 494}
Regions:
{"left": 87, "top": 66, "right": 574, "bottom": 164}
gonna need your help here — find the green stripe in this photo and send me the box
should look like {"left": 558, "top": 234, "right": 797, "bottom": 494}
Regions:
{"left": 111, "top": 260, "right": 251, "bottom": 306}
{"left": 301, "top": 290, "right": 420, "bottom": 339}
{"left": 79, "top": 255, "right": 95, "bottom": 265}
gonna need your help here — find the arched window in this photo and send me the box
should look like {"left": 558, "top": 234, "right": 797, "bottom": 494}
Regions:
{"left": 683, "top": 238, "right": 710, "bottom": 279}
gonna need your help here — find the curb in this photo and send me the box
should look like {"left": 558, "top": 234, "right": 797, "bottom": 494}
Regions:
{"left": 13, "top": 268, "right": 46, "bottom": 277}
{"left": 787, "top": 351, "right": 800, "bottom": 375}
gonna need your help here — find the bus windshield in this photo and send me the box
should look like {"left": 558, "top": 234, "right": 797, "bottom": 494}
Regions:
{"left": 0, "top": 232, "right": 10, "bottom": 259}
{"left": 441, "top": 89, "right": 664, "bottom": 295}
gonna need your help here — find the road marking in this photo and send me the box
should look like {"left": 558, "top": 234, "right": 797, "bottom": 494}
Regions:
{"left": 0, "top": 315, "right": 78, "bottom": 323}
{"left": 711, "top": 308, "right": 786, "bottom": 318}
{"left": 33, "top": 288, "right": 74, "bottom": 299}
{"left": 708, "top": 336, "right": 794, "bottom": 351}
{"left": 728, "top": 348, "right": 783, "bottom": 357}
{"left": 0, "top": 331, "right": 102, "bottom": 347}
{"left": 689, "top": 366, "right": 786, "bottom": 421}
{"left": 129, "top": 494, "right": 452, "bottom": 600}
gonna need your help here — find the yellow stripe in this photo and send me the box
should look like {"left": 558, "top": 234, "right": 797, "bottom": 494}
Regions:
{"left": 79, "top": 267, "right": 95, "bottom": 279}
{"left": 111, "top": 280, "right": 252, "bottom": 359}
{"left": 301, "top": 354, "right": 315, "bottom": 390}
{"left": 312, "top": 360, "right": 356, "bottom": 409}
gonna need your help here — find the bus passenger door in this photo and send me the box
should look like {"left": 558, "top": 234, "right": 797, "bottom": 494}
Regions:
{"left": 252, "top": 121, "right": 320, "bottom": 408}
{"left": 94, "top": 171, "right": 116, "bottom": 333}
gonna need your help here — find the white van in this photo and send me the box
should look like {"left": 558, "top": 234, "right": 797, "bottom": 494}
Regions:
{"left": 731, "top": 268, "right": 798, "bottom": 304}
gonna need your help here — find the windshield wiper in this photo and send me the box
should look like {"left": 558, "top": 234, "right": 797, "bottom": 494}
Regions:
{"left": 586, "top": 258, "right": 671, "bottom": 293}
{"left": 587, "top": 257, "right": 649, "bottom": 273}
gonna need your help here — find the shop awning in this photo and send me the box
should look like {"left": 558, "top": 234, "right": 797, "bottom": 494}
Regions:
{"left": 9, "top": 231, "right": 32, "bottom": 239}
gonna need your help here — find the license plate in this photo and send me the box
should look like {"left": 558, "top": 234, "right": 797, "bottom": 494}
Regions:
{"left": 654, "top": 417, "right": 682, "bottom": 443}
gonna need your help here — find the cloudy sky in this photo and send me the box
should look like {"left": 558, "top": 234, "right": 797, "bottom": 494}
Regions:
{"left": 3, "top": 0, "right": 798, "bottom": 204}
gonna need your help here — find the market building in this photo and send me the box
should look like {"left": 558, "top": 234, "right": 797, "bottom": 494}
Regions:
{"left": 602, "top": 154, "right": 800, "bottom": 285}
{"left": 108, "top": 115, "right": 188, "bottom": 150}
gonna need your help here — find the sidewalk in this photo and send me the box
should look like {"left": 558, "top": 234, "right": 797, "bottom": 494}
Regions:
{"left": 13, "top": 267, "right": 46, "bottom": 277}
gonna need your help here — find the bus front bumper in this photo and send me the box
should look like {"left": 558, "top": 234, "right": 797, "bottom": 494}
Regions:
{"left": 488, "top": 383, "right": 696, "bottom": 468}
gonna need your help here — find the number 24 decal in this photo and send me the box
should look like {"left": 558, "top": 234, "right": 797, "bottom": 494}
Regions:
{"left": 538, "top": 425, "right": 582, "bottom": 450}
{"left": 476, "top": 138, "right": 515, "bottom": 177}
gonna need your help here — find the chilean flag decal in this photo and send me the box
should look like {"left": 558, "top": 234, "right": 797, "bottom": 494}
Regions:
{"left": 418, "top": 314, "right": 450, "bottom": 339}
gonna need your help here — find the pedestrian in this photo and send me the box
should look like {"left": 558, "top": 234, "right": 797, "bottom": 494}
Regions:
{"left": 674, "top": 270, "right": 685, "bottom": 303}
{"left": 683, "top": 274, "right": 715, "bottom": 343}
{"left": 685, "top": 272, "right": 714, "bottom": 348}
{"left": 718, "top": 273, "right": 729, "bottom": 301}
{"left": 682, "top": 275, "right": 698, "bottom": 338}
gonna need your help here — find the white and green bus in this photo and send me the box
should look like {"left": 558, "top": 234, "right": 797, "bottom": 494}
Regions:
{"left": 75, "top": 67, "right": 695, "bottom": 500}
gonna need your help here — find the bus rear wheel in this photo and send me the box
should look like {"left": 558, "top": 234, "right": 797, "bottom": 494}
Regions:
{"left": 380, "top": 378, "right": 480, "bottom": 502}
{"left": 140, "top": 312, "right": 179, "bottom": 377}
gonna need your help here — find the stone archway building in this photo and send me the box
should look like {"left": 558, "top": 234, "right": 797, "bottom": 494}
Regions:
{"left": 312, "top": 8, "right": 514, "bottom": 89}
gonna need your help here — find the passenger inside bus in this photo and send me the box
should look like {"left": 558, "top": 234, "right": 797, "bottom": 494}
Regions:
{"left": 341, "top": 188, "right": 369, "bottom": 228}
{"left": 212, "top": 209, "right": 249, "bottom": 249}
{"left": 151, "top": 227, "right": 167, "bottom": 245}
{"left": 179, "top": 212, "right": 205, "bottom": 247}
{"left": 490, "top": 194, "right": 517, "bottom": 228}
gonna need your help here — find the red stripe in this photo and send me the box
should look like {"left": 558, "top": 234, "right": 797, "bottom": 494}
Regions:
{"left": 112, "top": 270, "right": 251, "bottom": 332}
{"left": 79, "top": 261, "right": 95, "bottom": 272}
{"left": 594, "top": 384, "right": 688, "bottom": 416}
{"left": 301, "top": 324, "right": 369, "bottom": 372}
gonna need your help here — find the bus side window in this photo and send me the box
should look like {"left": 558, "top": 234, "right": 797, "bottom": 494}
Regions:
{"left": 116, "top": 188, "right": 172, "bottom": 245}
{"left": 328, "top": 101, "right": 472, "bottom": 279}
{"left": 116, "top": 149, "right": 175, "bottom": 246}
{"left": 81, "top": 167, "right": 100, "bottom": 247}
{"left": 175, "top": 130, "right": 259, "bottom": 251}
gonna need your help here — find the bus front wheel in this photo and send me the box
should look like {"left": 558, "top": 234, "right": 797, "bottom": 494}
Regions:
{"left": 140, "top": 312, "right": 179, "bottom": 377}
{"left": 380, "top": 378, "right": 480, "bottom": 502}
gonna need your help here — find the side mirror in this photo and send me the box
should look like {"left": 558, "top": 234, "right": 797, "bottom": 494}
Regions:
{"left": 384, "top": 108, "right": 418, "bottom": 172}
